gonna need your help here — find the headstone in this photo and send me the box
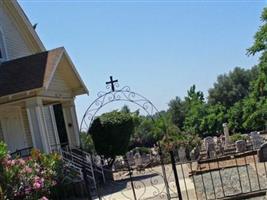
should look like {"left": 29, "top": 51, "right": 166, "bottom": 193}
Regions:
{"left": 235, "top": 140, "right": 246, "bottom": 153}
{"left": 134, "top": 151, "right": 142, "bottom": 167}
{"left": 204, "top": 136, "right": 214, "bottom": 150}
{"left": 223, "top": 123, "right": 230, "bottom": 147}
{"left": 250, "top": 132, "right": 264, "bottom": 150}
{"left": 190, "top": 146, "right": 200, "bottom": 161}
{"left": 207, "top": 142, "right": 216, "bottom": 159}
{"left": 126, "top": 151, "right": 134, "bottom": 165}
{"left": 178, "top": 146, "right": 186, "bottom": 162}
{"left": 217, "top": 136, "right": 224, "bottom": 155}
{"left": 258, "top": 143, "right": 267, "bottom": 162}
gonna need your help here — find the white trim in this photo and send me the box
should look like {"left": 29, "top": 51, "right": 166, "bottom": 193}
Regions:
{"left": 49, "top": 106, "right": 61, "bottom": 147}
{"left": 62, "top": 51, "right": 89, "bottom": 94}
{"left": 35, "top": 106, "right": 50, "bottom": 153}
{"left": 62, "top": 106, "right": 72, "bottom": 147}
{"left": 26, "top": 108, "right": 37, "bottom": 148}
{"left": 9, "top": 0, "right": 46, "bottom": 51}
{"left": 0, "top": 26, "right": 9, "bottom": 61}
{"left": 70, "top": 104, "right": 80, "bottom": 147}
{"left": 18, "top": 107, "right": 28, "bottom": 147}
{"left": 43, "top": 48, "right": 64, "bottom": 90}
{"left": 40, "top": 106, "right": 52, "bottom": 153}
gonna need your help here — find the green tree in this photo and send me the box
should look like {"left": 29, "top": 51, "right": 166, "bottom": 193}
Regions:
{"left": 227, "top": 101, "right": 245, "bottom": 133}
{"left": 200, "top": 104, "right": 226, "bottom": 136}
{"left": 89, "top": 111, "right": 134, "bottom": 167}
{"left": 168, "top": 97, "right": 186, "bottom": 130}
{"left": 183, "top": 85, "right": 206, "bottom": 135}
{"left": 208, "top": 67, "right": 258, "bottom": 107}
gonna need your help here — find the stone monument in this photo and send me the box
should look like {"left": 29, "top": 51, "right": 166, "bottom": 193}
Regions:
{"left": 235, "top": 140, "right": 246, "bottom": 153}
{"left": 258, "top": 143, "right": 267, "bottom": 162}
{"left": 178, "top": 146, "right": 186, "bottom": 162}
{"left": 250, "top": 132, "right": 264, "bottom": 150}
{"left": 223, "top": 123, "right": 230, "bottom": 148}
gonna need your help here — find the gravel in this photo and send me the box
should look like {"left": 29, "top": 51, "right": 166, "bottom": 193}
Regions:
{"left": 193, "top": 165, "right": 267, "bottom": 199}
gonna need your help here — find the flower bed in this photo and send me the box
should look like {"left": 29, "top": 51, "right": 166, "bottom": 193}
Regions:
{"left": 0, "top": 141, "right": 88, "bottom": 200}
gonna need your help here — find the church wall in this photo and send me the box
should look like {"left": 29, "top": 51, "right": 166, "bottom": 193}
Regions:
{"left": 21, "top": 107, "right": 33, "bottom": 147}
{"left": 0, "top": 3, "right": 33, "bottom": 60}
{"left": 45, "top": 69, "right": 73, "bottom": 98}
{"left": 43, "top": 106, "right": 58, "bottom": 151}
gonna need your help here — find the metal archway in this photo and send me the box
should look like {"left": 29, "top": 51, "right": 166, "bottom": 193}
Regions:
{"left": 79, "top": 76, "right": 182, "bottom": 200}
{"left": 79, "top": 76, "right": 161, "bottom": 133}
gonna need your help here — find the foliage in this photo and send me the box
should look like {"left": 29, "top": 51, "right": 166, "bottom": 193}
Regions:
{"left": 229, "top": 133, "right": 249, "bottom": 143}
{"left": 80, "top": 132, "right": 95, "bottom": 153}
{"left": 168, "top": 97, "right": 186, "bottom": 129}
{"left": 0, "top": 145, "right": 69, "bottom": 200}
{"left": 208, "top": 67, "right": 258, "bottom": 107}
{"left": 89, "top": 111, "right": 134, "bottom": 166}
{"left": 183, "top": 85, "right": 206, "bottom": 135}
{"left": 200, "top": 104, "right": 226, "bottom": 135}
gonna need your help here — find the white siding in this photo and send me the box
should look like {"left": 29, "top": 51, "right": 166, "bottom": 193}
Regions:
{"left": 46, "top": 69, "right": 72, "bottom": 97}
{"left": 21, "top": 108, "right": 33, "bottom": 147}
{"left": 0, "top": 3, "right": 32, "bottom": 60}
{"left": 43, "top": 106, "right": 58, "bottom": 151}
{"left": 62, "top": 106, "right": 78, "bottom": 147}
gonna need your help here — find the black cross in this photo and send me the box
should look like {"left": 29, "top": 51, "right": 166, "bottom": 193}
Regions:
{"left": 106, "top": 76, "right": 118, "bottom": 92}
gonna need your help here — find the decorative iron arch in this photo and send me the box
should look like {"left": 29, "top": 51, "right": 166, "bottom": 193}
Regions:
{"left": 79, "top": 76, "right": 161, "bottom": 133}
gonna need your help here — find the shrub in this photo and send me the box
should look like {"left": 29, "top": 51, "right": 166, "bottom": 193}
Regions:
{"left": 0, "top": 145, "right": 69, "bottom": 200}
{"left": 229, "top": 133, "right": 249, "bottom": 143}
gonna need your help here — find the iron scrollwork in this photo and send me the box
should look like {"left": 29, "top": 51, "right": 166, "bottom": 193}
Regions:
{"left": 80, "top": 85, "right": 160, "bottom": 133}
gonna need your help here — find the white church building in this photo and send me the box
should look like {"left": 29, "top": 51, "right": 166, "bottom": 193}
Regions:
{"left": 0, "top": 0, "right": 88, "bottom": 154}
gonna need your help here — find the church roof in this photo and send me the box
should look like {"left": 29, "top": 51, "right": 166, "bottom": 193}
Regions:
{"left": 0, "top": 47, "right": 88, "bottom": 97}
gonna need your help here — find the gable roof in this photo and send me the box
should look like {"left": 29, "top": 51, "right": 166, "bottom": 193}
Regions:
{"left": 0, "top": 47, "right": 88, "bottom": 97}
{"left": 2, "top": 0, "right": 45, "bottom": 52}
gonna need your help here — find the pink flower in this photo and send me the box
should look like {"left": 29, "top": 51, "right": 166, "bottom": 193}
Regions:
{"left": 18, "top": 158, "right": 25, "bottom": 165}
{"left": 39, "top": 197, "right": 48, "bottom": 200}
{"left": 23, "top": 166, "right": 32, "bottom": 174}
{"left": 33, "top": 181, "right": 42, "bottom": 189}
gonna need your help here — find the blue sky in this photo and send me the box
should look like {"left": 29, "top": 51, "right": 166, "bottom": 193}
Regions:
{"left": 19, "top": 0, "right": 266, "bottom": 122}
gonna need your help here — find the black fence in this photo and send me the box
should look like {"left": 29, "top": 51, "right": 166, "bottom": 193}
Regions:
{"left": 91, "top": 144, "right": 267, "bottom": 200}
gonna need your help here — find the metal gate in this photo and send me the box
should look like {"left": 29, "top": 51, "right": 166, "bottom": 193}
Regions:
{"left": 80, "top": 77, "right": 267, "bottom": 200}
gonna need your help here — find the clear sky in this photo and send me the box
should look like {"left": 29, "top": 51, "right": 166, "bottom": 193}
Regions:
{"left": 18, "top": 0, "right": 266, "bottom": 122}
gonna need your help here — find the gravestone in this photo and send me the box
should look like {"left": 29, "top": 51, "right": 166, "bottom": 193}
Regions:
{"left": 235, "top": 140, "right": 246, "bottom": 153}
{"left": 250, "top": 132, "right": 264, "bottom": 150}
{"left": 204, "top": 136, "right": 214, "bottom": 150}
{"left": 217, "top": 136, "right": 224, "bottom": 155}
{"left": 178, "top": 146, "right": 186, "bottom": 162}
{"left": 207, "top": 142, "right": 216, "bottom": 159}
{"left": 258, "top": 143, "right": 267, "bottom": 162}
{"left": 223, "top": 123, "right": 230, "bottom": 147}
{"left": 190, "top": 146, "right": 200, "bottom": 161}
{"left": 134, "top": 151, "right": 142, "bottom": 168}
{"left": 126, "top": 151, "right": 134, "bottom": 166}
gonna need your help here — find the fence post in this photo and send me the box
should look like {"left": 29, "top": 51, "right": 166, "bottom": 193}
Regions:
{"left": 170, "top": 150, "right": 183, "bottom": 200}
{"left": 125, "top": 156, "right": 137, "bottom": 200}
{"left": 82, "top": 166, "right": 93, "bottom": 200}
{"left": 158, "top": 143, "right": 171, "bottom": 200}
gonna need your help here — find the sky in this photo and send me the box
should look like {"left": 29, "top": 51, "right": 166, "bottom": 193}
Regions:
{"left": 18, "top": 0, "right": 266, "bottom": 123}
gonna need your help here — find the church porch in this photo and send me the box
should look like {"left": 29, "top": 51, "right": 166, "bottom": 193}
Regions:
{"left": 0, "top": 96, "right": 80, "bottom": 155}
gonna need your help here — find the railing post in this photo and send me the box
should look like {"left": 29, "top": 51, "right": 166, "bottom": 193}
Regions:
{"left": 125, "top": 156, "right": 137, "bottom": 200}
{"left": 158, "top": 143, "right": 171, "bottom": 200}
{"left": 170, "top": 150, "right": 183, "bottom": 200}
{"left": 82, "top": 166, "right": 93, "bottom": 200}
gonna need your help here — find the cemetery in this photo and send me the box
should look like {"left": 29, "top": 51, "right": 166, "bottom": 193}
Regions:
{"left": 1, "top": 1, "right": 267, "bottom": 200}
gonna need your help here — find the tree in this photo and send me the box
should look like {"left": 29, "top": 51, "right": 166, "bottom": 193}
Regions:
{"left": 227, "top": 101, "right": 245, "bottom": 133}
{"left": 208, "top": 67, "right": 258, "bottom": 107}
{"left": 200, "top": 103, "right": 227, "bottom": 136}
{"left": 183, "top": 85, "right": 206, "bottom": 135}
{"left": 89, "top": 111, "right": 134, "bottom": 167}
{"left": 168, "top": 97, "right": 186, "bottom": 130}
